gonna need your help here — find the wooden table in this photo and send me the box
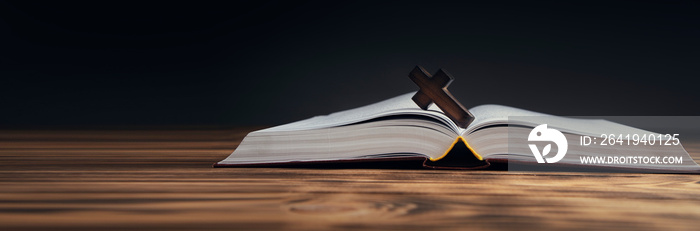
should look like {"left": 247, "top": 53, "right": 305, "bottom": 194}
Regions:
{"left": 2, "top": 128, "right": 700, "bottom": 230}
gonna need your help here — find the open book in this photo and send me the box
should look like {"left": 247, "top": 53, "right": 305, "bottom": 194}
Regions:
{"left": 215, "top": 92, "right": 700, "bottom": 172}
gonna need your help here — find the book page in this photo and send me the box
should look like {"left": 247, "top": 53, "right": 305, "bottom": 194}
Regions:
{"left": 465, "top": 105, "right": 653, "bottom": 136}
{"left": 258, "top": 92, "right": 458, "bottom": 133}
{"left": 257, "top": 91, "right": 651, "bottom": 137}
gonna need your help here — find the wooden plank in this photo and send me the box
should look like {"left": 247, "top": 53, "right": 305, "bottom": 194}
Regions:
{"left": 1, "top": 128, "right": 700, "bottom": 230}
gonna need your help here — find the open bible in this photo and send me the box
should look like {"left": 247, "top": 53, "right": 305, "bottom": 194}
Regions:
{"left": 215, "top": 92, "right": 700, "bottom": 172}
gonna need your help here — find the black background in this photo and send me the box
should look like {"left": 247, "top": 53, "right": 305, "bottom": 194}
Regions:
{"left": 1, "top": 0, "right": 698, "bottom": 127}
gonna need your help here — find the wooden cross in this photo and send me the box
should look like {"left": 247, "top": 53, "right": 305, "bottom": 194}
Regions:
{"left": 409, "top": 66, "right": 475, "bottom": 128}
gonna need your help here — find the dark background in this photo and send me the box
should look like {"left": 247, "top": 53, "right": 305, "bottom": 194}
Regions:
{"left": 1, "top": 0, "right": 698, "bottom": 127}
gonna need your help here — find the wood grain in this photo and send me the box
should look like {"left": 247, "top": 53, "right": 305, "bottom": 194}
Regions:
{"left": 1, "top": 128, "right": 700, "bottom": 230}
